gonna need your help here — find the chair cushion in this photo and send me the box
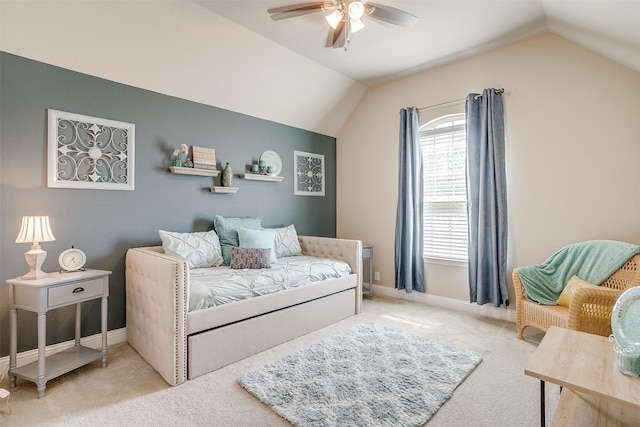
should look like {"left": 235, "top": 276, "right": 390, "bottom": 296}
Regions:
{"left": 557, "top": 275, "right": 599, "bottom": 307}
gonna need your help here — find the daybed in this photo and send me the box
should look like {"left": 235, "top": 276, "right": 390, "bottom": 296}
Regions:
{"left": 126, "top": 234, "right": 362, "bottom": 386}
{"left": 514, "top": 243, "right": 640, "bottom": 339}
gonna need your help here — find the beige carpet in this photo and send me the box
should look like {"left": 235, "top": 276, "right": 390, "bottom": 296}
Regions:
{"left": 0, "top": 297, "right": 558, "bottom": 426}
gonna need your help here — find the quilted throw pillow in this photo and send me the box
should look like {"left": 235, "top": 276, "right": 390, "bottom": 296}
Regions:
{"left": 159, "top": 229, "right": 223, "bottom": 269}
{"left": 213, "top": 215, "right": 262, "bottom": 266}
{"left": 263, "top": 224, "right": 302, "bottom": 258}
{"left": 230, "top": 247, "right": 272, "bottom": 269}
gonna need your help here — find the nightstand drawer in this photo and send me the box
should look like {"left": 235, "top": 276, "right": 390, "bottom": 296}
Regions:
{"left": 48, "top": 278, "right": 104, "bottom": 307}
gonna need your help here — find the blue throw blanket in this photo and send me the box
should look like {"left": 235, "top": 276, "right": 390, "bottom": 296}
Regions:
{"left": 515, "top": 240, "right": 640, "bottom": 305}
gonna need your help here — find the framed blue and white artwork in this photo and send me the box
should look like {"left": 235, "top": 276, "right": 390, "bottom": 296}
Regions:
{"left": 294, "top": 150, "right": 324, "bottom": 196}
{"left": 48, "top": 109, "right": 135, "bottom": 191}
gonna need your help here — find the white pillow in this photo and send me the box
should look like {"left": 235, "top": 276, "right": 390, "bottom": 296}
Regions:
{"left": 263, "top": 224, "right": 302, "bottom": 258}
{"left": 159, "top": 229, "right": 223, "bottom": 269}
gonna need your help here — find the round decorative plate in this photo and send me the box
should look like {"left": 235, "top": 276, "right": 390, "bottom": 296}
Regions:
{"left": 260, "top": 150, "right": 282, "bottom": 176}
{"left": 611, "top": 286, "right": 640, "bottom": 348}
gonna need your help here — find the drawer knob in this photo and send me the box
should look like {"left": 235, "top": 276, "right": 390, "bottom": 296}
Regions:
{"left": 72, "top": 287, "right": 85, "bottom": 294}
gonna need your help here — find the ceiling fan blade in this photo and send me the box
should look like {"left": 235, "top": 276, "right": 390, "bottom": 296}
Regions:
{"left": 330, "top": 19, "right": 346, "bottom": 48}
{"left": 365, "top": 2, "right": 419, "bottom": 27}
{"left": 268, "top": 2, "right": 336, "bottom": 21}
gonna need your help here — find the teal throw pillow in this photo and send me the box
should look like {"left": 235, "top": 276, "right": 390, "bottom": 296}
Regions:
{"left": 238, "top": 228, "right": 277, "bottom": 264}
{"left": 213, "top": 215, "right": 262, "bottom": 265}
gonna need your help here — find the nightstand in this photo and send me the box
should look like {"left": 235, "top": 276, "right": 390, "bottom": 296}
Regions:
{"left": 362, "top": 244, "right": 373, "bottom": 298}
{"left": 7, "top": 269, "right": 111, "bottom": 398}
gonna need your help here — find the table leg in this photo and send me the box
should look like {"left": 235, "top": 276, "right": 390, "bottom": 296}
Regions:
{"left": 540, "top": 380, "right": 546, "bottom": 427}
{"left": 36, "top": 313, "right": 46, "bottom": 399}
{"left": 75, "top": 303, "right": 81, "bottom": 346}
{"left": 369, "top": 248, "right": 373, "bottom": 298}
{"left": 9, "top": 306, "right": 17, "bottom": 389}
{"left": 101, "top": 296, "right": 108, "bottom": 368}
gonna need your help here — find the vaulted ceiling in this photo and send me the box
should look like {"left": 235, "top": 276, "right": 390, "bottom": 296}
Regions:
{"left": 200, "top": 0, "right": 640, "bottom": 86}
{"left": 1, "top": 1, "right": 638, "bottom": 137}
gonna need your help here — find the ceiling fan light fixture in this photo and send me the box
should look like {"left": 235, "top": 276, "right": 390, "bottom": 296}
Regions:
{"left": 268, "top": 0, "right": 419, "bottom": 51}
{"left": 347, "top": 1, "right": 364, "bottom": 20}
{"left": 350, "top": 18, "right": 364, "bottom": 33}
{"left": 325, "top": 9, "right": 343, "bottom": 29}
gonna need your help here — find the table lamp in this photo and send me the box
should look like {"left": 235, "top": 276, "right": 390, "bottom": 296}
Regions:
{"left": 15, "top": 215, "right": 56, "bottom": 280}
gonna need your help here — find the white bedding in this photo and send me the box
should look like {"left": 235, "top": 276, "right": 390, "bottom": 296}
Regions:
{"left": 188, "top": 255, "right": 352, "bottom": 312}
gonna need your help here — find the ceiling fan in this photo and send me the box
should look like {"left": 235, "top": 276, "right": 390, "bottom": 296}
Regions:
{"left": 267, "top": 1, "right": 419, "bottom": 50}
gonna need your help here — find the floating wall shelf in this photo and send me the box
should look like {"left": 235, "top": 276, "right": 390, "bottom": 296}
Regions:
{"left": 169, "top": 166, "right": 220, "bottom": 177}
{"left": 240, "top": 174, "right": 284, "bottom": 182}
{"left": 210, "top": 186, "right": 238, "bottom": 194}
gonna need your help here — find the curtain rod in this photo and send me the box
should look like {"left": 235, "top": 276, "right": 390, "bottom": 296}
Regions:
{"left": 418, "top": 88, "right": 504, "bottom": 112}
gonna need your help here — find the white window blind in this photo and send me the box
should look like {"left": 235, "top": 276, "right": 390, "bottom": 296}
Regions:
{"left": 420, "top": 115, "right": 468, "bottom": 261}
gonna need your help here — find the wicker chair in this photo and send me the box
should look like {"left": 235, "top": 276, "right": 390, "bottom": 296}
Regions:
{"left": 514, "top": 253, "right": 640, "bottom": 339}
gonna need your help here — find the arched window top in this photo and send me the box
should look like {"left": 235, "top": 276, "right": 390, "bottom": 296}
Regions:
{"left": 420, "top": 113, "right": 465, "bottom": 134}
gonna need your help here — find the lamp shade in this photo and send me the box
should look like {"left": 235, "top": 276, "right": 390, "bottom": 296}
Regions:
{"left": 15, "top": 216, "right": 56, "bottom": 244}
{"left": 325, "top": 9, "right": 343, "bottom": 29}
{"left": 350, "top": 18, "right": 365, "bottom": 33}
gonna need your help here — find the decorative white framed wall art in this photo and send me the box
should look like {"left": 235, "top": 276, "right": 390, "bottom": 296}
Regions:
{"left": 48, "top": 109, "right": 135, "bottom": 191}
{"left": 294, "top": 150, "right": 325, "bottom": 196}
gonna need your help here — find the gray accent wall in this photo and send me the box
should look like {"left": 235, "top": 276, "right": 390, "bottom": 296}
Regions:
{"left": 0, "top": 52, "right": 337, "bottom": 356}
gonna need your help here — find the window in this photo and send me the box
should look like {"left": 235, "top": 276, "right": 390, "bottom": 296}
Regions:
{"left": 420, "top": 114, "right": 468, "bottom": 262}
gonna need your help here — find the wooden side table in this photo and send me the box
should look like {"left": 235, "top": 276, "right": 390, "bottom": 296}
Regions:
{"left": 362, "top": 244, "right": 373, "bottom": 298}
{"left": 7, "top": 269, "right": 111, "bottom": 398}
{"left": 525, "top": 326, "right": 640, "bottom": 426}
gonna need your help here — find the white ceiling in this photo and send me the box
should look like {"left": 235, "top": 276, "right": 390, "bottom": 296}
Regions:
{"left": 199, "top": 0, "right": 640, "bottom": 87}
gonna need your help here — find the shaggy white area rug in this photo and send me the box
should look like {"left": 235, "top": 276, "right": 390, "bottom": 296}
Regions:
{"left": 238, "top": 323, "right": 482, "bottom": 427}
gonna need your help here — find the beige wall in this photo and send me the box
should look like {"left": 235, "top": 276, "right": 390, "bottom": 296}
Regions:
{"left": 337, "top": 33, "right": 640, "bottom": 307}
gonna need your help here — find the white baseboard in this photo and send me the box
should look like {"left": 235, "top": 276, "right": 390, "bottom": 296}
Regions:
{"left": 370, "top": 284, "right": 516, "bottom": 322}
{"left": 0, "top": 328, "right": 127, "bottom": 376}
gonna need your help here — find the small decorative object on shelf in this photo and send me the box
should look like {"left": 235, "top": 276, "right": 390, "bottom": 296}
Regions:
{"left": 192, "top": 146, "right": 217, "bottom": 170}
{"left": 222, "top": 163, "right": 233, "bottom": 187}
{"left": 181, "top": 144, "right": 193, "bottom": 168}
{"left": 170, "top": 147, "right": 187, "bottom": 167}
{"left": 169, "top": 144, "right": 193, "bottom": 168}
{"left": 170, "top": 148, "right": 182, "bottom": 167}
{"left": 260, "top": 150, "right": 282, "bottom": 176}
